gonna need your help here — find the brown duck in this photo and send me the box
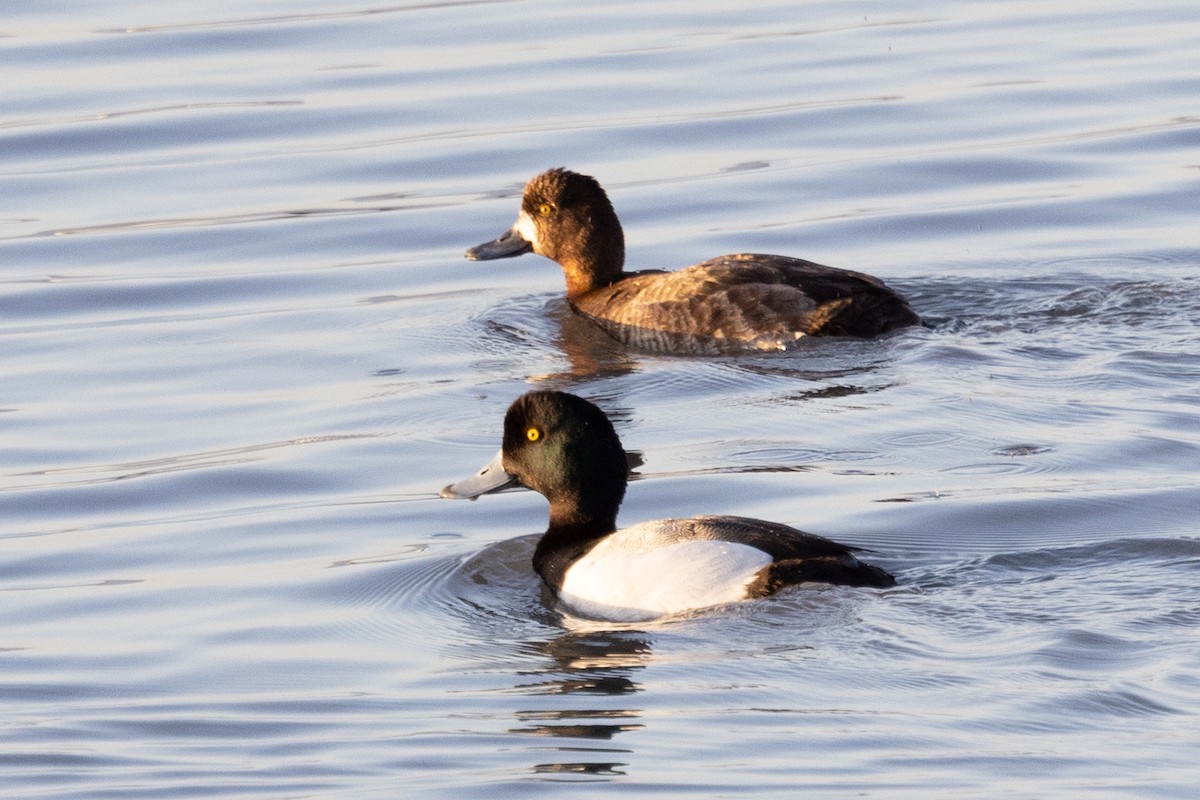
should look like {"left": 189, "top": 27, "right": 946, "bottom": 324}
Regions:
{"left": 466, "top": 168, "right": 922, "bottom": 353}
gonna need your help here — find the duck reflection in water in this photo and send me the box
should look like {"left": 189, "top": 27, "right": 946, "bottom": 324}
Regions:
{"left": 510, "top": 628, "right": 651, "bottom": 780}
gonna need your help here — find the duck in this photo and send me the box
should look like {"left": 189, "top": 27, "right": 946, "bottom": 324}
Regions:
{"left": 440, "top": 390, "right": 895, "bottom": 621}
{"left": 466, "top": 168, "right": 921, "bottom": 353}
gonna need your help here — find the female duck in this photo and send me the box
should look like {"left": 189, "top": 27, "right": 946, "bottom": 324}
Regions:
{"left": 441, "top": 390, "right": 894, "bottom": 621}
{"left": 466, "top": 168, "right": 921, "bottom": 352}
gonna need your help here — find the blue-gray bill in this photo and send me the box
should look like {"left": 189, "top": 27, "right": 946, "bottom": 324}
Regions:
{"left": 465, "top": 225, "right": 533, "bottom": 260}
{"left": 439, "top": 449, "right": 519, "bottom": 500}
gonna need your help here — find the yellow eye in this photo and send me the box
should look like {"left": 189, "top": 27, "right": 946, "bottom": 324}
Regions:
{"left": 526, "top": 427, "right": 541, "bottom": 442}
{"left": 537, "top": 203, "right": 552, "bottom": 217}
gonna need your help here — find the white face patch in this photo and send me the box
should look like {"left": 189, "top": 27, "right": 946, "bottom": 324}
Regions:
{"left": 515, "top": 209, "right": 540, "bottom": 249}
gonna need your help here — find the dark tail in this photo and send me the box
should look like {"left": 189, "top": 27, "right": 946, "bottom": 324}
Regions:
{"left": 755, "top": 555, "right": 897, "bottom": 594}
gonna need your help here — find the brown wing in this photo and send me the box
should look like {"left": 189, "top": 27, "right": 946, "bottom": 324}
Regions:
{"left": 574, "top": 254, "right": 920, "bottom": 349}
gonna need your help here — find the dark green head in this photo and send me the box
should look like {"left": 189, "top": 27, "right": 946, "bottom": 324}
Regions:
{"left": 500, "top": 390, "right": 627, "bottom": 526}
{"left": 440, "top": 390, "right": 629, "bottom": 531}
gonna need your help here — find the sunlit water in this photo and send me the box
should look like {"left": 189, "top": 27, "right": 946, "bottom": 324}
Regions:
{"left": 2, "top": 1, "right": 1199, "bottom": 798}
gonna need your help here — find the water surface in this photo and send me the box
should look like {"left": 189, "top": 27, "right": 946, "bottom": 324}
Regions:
{"left": 2, "top": 1, "right": 1199, "bottom": 798}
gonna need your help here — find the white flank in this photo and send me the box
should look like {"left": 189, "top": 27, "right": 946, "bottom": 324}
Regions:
{"left": 559, "top": 536, "right": 772, "bottom": 622}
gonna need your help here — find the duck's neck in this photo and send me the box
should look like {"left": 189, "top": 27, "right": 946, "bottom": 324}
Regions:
{"left": 547, "top": 500, "right": 617, "bottom": 541}
{"left": 532, "top": 505, "right": 617, "bottom": 590}
{"left": 561, "top": 248, "right": 625, "bottom": 298}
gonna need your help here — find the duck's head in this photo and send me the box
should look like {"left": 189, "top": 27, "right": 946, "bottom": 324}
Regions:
{"left": 466, "top": 168, "right": 626, "bottom": 297}
{"left": 440, "top": 390, "right": 628, "bottom": 530}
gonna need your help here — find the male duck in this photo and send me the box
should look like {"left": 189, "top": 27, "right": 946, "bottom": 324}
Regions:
{"left": 441, "top": 390, "right": 895, "bottom": 621}
{"left": 466, "top": 168, "right": 921, "bottom": 353}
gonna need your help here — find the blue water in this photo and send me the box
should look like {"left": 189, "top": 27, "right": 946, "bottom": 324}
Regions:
{"left": 2, "top": 1, "right": 1199, "bottom": 797}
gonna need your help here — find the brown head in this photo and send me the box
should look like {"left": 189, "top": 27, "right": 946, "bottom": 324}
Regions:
{"left": 466, "top": 168, "right": 626, "bottom": 298}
